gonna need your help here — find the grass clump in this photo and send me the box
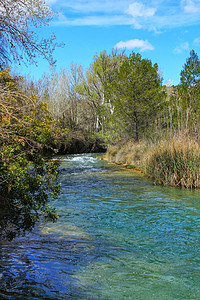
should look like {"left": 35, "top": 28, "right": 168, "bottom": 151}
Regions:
{"left": 106, "top": 145, "right": 119, "bottom": 162}
{"left": 145, "top": 137, "right": 200, "bottom": 188}
{"left": 106, "top": 141, "right": 148, "bottom": 167}
{"left": 106, "top": 136, "right": 200, "bottom": 189}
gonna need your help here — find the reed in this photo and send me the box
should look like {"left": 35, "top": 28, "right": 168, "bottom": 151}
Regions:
{"left": 106, "top": 136, "right": 200, "bottom": 189}
{"left": 106, "top": 141, "right": 148, "bottom": 166}
{"left": 105, "top": 145, "right": 119, "bottom": 163}
{"left": 145, "top": 137, "right": 200, "bottom": 188}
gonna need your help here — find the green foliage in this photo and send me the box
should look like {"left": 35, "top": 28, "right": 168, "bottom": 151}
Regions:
{"left": 0, "top": 70, "right": 60, "bottom": 239}
{"left": 125, "top": 164, "right": 137, "bottom": 169}
{"left": 35, "top": 50, "right": 167, "bottom": 146}
{"left": 107, "top": 51, "right": 166, "bottom": 142}
{"left": 78, "top": 49, "right": 126, "bottom": 134}
{"left": 180, "top": 50, "right": 200, "bottom": 87}
{"left": 179, "top": 50, "right": 200, "bottom": 138}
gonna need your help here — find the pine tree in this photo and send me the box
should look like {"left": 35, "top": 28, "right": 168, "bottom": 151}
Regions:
{"left": 180, "top": 50, "right": 200, "bottom": 138}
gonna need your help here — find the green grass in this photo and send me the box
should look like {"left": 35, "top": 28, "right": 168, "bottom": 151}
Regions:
{"left": 125, "top": 164, "right": 137, "bottom": 169}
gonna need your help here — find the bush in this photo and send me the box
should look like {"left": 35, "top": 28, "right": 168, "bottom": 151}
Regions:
{"left": 0, "top": 70, "right": 60, "bottom": 239}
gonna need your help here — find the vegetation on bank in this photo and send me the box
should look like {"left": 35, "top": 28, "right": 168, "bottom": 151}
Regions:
{"left": 106, "top": 141, "right": 148, "bottom": 166}
{"left": 105, "top": 49, "right": 200, "bottom": 189}
{"left": 0, "top": 0, "right": 62, "bottom": 239}
{"left": 1, "top": 0, "right": 200, "bottom": 238}
{"left": 0, "top": 0, "right": 105, "bottom": 239}
{"left": 0, "top": 69, "right": 61, "bottom": 239}
{"left": 106, "top": 137, "right": 200, "bottom": 189}
{"left": 146, "top": 137, "right": 200, "bottom": 189}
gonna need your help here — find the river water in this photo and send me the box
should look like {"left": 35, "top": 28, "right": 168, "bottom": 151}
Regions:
{"left": 0, "top": 154, "right": 200, "bottom": 299}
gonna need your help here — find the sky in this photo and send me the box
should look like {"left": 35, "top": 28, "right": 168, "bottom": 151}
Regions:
{"left": 19, "top": 0, "right": 200, "bottom": 85}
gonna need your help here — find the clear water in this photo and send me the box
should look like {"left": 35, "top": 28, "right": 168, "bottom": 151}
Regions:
{"left": 0, "top": 154, "right": 200, "bottom": 299}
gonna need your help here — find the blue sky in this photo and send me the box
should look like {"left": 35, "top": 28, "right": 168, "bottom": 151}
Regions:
{"left": 19, "top": 0, "right": 200, "bottom": 85}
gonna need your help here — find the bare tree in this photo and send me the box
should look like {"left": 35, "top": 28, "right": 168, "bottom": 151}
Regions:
{"left": 0, "top": 0, "right": 59, "bottom": 68}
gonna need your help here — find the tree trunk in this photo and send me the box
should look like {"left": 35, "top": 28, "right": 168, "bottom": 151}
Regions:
{"left": 194, "top": 110, "right": 198, "bottom": 140}
{"left": 134, "top": 111, "right": 139, "bottom": 142}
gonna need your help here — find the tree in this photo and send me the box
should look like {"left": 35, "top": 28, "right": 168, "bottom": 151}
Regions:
{"left": 108, "top": 52, "right": 164, "bottom": 142}
{"left": 38, "top": 64, "right": 85, "bottom": 130}
{"left": 78, "top": 49, "right": 126, "bottom": 135}
{"left": 0, "top": 69, "right": 60, "bottom": 239}
{"left": 180, "top": 50, "right": 200, "bottom": 87}
{"left": 180, "top": 50, "right": 200, "bottom": 138}
{"left": 65, "top": 63, "right": 85, "bottom": 128}
{"left": 0, "top": 0, "right": 59, "bottom": 68}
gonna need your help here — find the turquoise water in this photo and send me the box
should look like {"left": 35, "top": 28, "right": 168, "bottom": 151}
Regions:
{"left": 0, "top": 154, "right": 200, "bottom": 299}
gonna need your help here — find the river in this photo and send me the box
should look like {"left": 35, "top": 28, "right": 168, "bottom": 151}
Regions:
{"left": 0, "top": 154, "right": 200, "bottom": 299}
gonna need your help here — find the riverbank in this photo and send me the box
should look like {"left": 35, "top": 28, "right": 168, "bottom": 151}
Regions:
{"left": 105, "top": 136, "right": 200, "bottom": 189}
{"left": 52, "top": 131, "right": 107, "bottom": 155}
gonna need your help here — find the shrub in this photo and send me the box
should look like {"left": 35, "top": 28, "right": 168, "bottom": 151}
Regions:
{"left": 0, "top": 70, "right": 60, "bottom": 239}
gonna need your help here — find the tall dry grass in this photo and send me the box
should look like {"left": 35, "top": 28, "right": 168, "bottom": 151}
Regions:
{"left": 105, "top": 141, "right": 148, "bottom": 167}
{"left": 106, "top": 137, "right": 200, "bottom": 188}
{"left": 145, "top": 137, "right": 200, "bottom": 188}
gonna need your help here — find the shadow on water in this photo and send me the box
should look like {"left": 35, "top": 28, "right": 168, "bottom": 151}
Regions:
{"left": 0, "top": 226, "right": 129, "bottom": 299}
{"left": 0, "top": 230, "right": 100, "bottom": 299}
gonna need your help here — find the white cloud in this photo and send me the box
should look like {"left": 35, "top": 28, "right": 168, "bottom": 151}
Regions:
{"left": 115, "top": 39, "right": 154, "bottom": 51}
{"left": 174, "top": 42, "right": 189, "bottom": 53}
{"left": 181, "top": 0, "right": 200, "bottom": 14}
{"left": 53, "top": 15, "right": 131, "bottom": 26}
{"left": 194, "top": 37, "right": 200, "bottom": 45}
{"left": 49, "top": 0, "right": 200, "bottom": 30}
{"left": 125, "top": 2, "right": 157, "bottom": 29}
{"left": 48, "top": 0, "right": 130, "bottom": 13}
{"left": 126, "top": 2, "right": 156, "bottom": 17}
